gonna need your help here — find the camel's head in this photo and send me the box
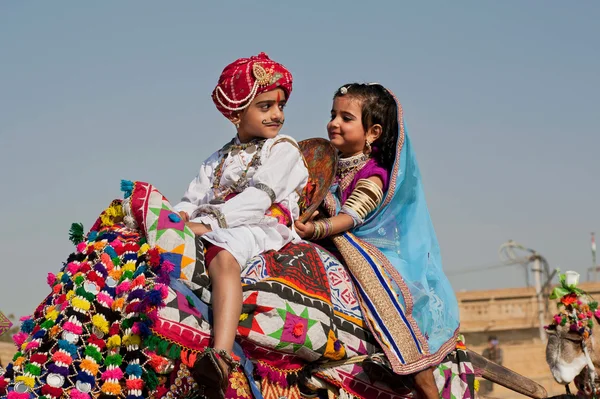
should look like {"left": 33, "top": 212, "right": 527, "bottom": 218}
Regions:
{"left": 545, "top": 271, "right": 599, "bottom": 388}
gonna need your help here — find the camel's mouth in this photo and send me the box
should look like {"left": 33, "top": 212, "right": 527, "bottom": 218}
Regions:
{"left": 548, "top": 357, "right": 588, "bottom": 385}
{"left": 546, "top": 330, "right": 589, "bottom": 385}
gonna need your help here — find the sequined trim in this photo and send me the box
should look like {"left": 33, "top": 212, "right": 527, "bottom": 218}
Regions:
{"left": 254, "top": 183, "right": 276, "bottom": 203}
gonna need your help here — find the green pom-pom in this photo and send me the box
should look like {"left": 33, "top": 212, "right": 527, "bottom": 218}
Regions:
{"left": 590, "top": 301, "right": 598, "bottom": 311}
{"left": 560, "top": 317, "right": 567, "bottom": 326}
{"left": 121, "top": 318, "right": 135, "bottom": 329}
{"left": 13, "top": 351, "right": 23, "bottom": 361}
{"left": 168, "top": 343, "right": 181, "bottom": 360}
{"left": 105, "top": 354, "right": 123, "bottom": 366}
{"left": 85, "top": 345, "right": 103, "bottom": 363}
{"left": 589, "top": 319, "right": 594, "bottom": 329}
{"left": 121, "top": 270, "right": 134, "bottom": 282}
{"left": 40, "top": 320, "right": 55, "bottom": 329}
{"left": 75, "top": 286, "right": 95, "bottom": 302}
{"left": 24, "top": 363, "right": 41, "bottom": 376}
{"left": 143, "top": 369, "right": 159, "bottom": 391}
{"left": 69, "top": 222, "right": 85, "bottom": 245}
{"left": 157, "top": 339, "right": 169, "bottom": 356}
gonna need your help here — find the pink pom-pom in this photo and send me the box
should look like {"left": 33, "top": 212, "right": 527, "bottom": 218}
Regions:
{"left": 12, "top": 332, "right": 29, "bottom": 346}
{"left": 76, "top": 242, "right": 87, "bottom": 253}
{"left": 147, "top": 308, "right": 159, "bottom": 322}
{"left": 66, "top": 262, "right": 81, "bottom": 275}
{"left": 97, "top": 293, "right": 114, "bottom": 307}
{"left": 161, "top": 260, "right": 174, "bottom": 274}
{"left": 70, "top": 389, "right": 91, "bottom": 399}
{"left": 131, "top": 323, "right": 140, "bottom": 335}
{"left": 8, "top": 392, "right": 30, "bottom": 399}
{"left": 116, "top": 281, "right": 131, "bottom": 296}
{"left": 553, "top": 315, "right": 562, "bottom": 324}
{"left": 19, "top": 316, "right": 31, "bottom": 322}
{"left": 155, "top": 284, "right": 169, "bottom": 299}
{"left": 47, "top": 273, "right": 57, "bottom": 286}
{"left": 63, "top": 322, "right": 83, "bottom": 335}
{"left": 101, "top": 367, "right": 124, "bottom": 380}
{"left": 25, "top": 340, "right": 40, "bottom": 351}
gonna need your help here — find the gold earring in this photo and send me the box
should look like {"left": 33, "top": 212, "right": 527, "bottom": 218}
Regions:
{"left": 365, "top": 140, "right": 372, "bottom": 155}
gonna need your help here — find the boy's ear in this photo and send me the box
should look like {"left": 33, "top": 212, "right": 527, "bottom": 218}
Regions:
{"left": 228, "top": 112, "right": 241, "bottom": 126}
{"left": 367, "top": 124, "right": 383, "bottom": 143}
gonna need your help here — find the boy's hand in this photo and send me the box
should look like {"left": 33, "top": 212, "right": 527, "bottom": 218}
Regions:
{"left": 186, "top": 222, "right": 211, "bottom": 236}
{"left": 294, "top": 220, "right": 314, "bottom": 239}
{"left": 179, "top": 211, "right": 190, "bottom": 222}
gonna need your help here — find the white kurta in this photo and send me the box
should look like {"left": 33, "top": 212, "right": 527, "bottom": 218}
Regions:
{"left": 174, "top": 134, "right": 309, "bottom": 268}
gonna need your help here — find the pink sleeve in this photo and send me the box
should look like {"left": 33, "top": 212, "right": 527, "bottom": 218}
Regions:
{"left": 341, "top": 159, "right": 390, "bottom": 204}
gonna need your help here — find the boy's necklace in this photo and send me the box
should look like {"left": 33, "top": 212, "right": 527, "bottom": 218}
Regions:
{"left": 209, "top": 138, "right": 266, "bottom": 204}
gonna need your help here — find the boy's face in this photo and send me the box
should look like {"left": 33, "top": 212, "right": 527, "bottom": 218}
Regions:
{"left": 233, "top": 88, "right": 287, "bottom": 143}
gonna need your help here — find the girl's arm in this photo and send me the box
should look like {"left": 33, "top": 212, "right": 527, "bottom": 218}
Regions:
{"left": 295, "top": 175, "right": 384, "bottom": 240}
{"left": 191, "top": 139, "right": 308, "bottom": 230}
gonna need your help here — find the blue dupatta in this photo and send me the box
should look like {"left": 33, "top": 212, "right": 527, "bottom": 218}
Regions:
{"left": 329, "top": 89, "right": 460, "bottom": 375}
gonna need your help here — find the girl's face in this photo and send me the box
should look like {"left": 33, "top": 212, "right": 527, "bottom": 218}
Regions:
{"left": 234, "top": 88, "right": 287, "bottom": 143}
{"left": 327, "top": 96, "right": 368, "bottom": 157}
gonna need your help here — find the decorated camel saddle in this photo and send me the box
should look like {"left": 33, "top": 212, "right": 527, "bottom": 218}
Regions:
{"left": 0, "top": 140, "right": 477, "bottom": 399}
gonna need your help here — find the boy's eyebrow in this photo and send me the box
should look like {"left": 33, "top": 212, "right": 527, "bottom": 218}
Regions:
{"left": 256, "top": 99, "right": 287, "bottom": 105}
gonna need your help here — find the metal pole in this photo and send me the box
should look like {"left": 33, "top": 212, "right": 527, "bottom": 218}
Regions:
{"left": 592, "top": 232, "right": 597, "bottom": 282}
{"left": 533, "top": 256, "right": 546, "bottom": 343}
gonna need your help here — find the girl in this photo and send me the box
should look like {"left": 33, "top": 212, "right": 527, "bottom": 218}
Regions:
{"left": 295, "top": 83, "right": 460, "bottom": 399}
{"left": 174, "top": 52, "right": 308, "bottom": 398}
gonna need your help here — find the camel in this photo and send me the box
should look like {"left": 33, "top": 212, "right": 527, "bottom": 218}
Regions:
{"left": 546, "top": 272, "right": 600, "bottom": 397}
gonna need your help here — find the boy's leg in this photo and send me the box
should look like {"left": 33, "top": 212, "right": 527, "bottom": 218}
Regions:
{"left": 208, "top": 249, "right": 242, "bottom": 354}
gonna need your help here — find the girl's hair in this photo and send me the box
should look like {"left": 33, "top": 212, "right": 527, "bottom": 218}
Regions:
{"left": 333, "top": 83, "right": 398, "bottom": 170}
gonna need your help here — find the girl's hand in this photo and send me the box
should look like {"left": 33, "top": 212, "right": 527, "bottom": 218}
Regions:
{"left": 294, "top": 220, "right": 314, "bottom": 239}
{"left": 179, "top": 211, "right": 190, "bottom": 222}
{"left": 186, "top": 222, "right": 211, "bottom": 236}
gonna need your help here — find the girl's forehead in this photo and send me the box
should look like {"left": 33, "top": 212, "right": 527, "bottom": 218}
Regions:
{"left": 333, "top": 95, "right": 362, "bottom": 112}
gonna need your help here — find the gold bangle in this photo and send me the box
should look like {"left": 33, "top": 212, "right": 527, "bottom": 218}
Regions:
{"left": 342, "top": 179, "right": 383, "bottom": 219}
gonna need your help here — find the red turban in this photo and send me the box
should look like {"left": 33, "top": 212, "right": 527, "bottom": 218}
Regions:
{"left": 211, "top": 52, "right": 293, "bottom": 119}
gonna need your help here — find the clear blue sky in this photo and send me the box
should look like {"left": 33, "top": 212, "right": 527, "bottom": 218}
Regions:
{"left": 1, "top": 1, "right": 599, "bottom": 317}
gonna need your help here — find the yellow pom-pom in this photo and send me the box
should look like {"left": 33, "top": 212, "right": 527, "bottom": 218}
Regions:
{"left": 474, "top": 379, "right": 480, "bottom": 392}
{"left": 45, "top": 309, "right": 59, "bottom": 321}
{"left": 107, "top": 335, "right": 121, "bottom": 349}
{"left": 123, "top": 261, "right": 136, "bottom": 272}
{"left": 123, "top": 334, "right": 141, "bottom": 346}
{"left": 71, "top": 297, "right": 91, "bottom": 311}
{"left": 15, "top": 375, "right": 35, "bottom": 388}
{"left": 66, "top": 290, "right": 75, "bottom": 300}
{"left": 138, "top": 243, "right": 150, "bottom": 255}
{"left": 92, "top": 314, "right": 109, "bottom": 334}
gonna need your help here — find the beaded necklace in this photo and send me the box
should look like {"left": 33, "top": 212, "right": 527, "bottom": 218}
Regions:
{"left": 335, "top": 153, "right": 369, "bottom": 192}
{"left": 209, "top": 138, "right": 266, "bottom": 204}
